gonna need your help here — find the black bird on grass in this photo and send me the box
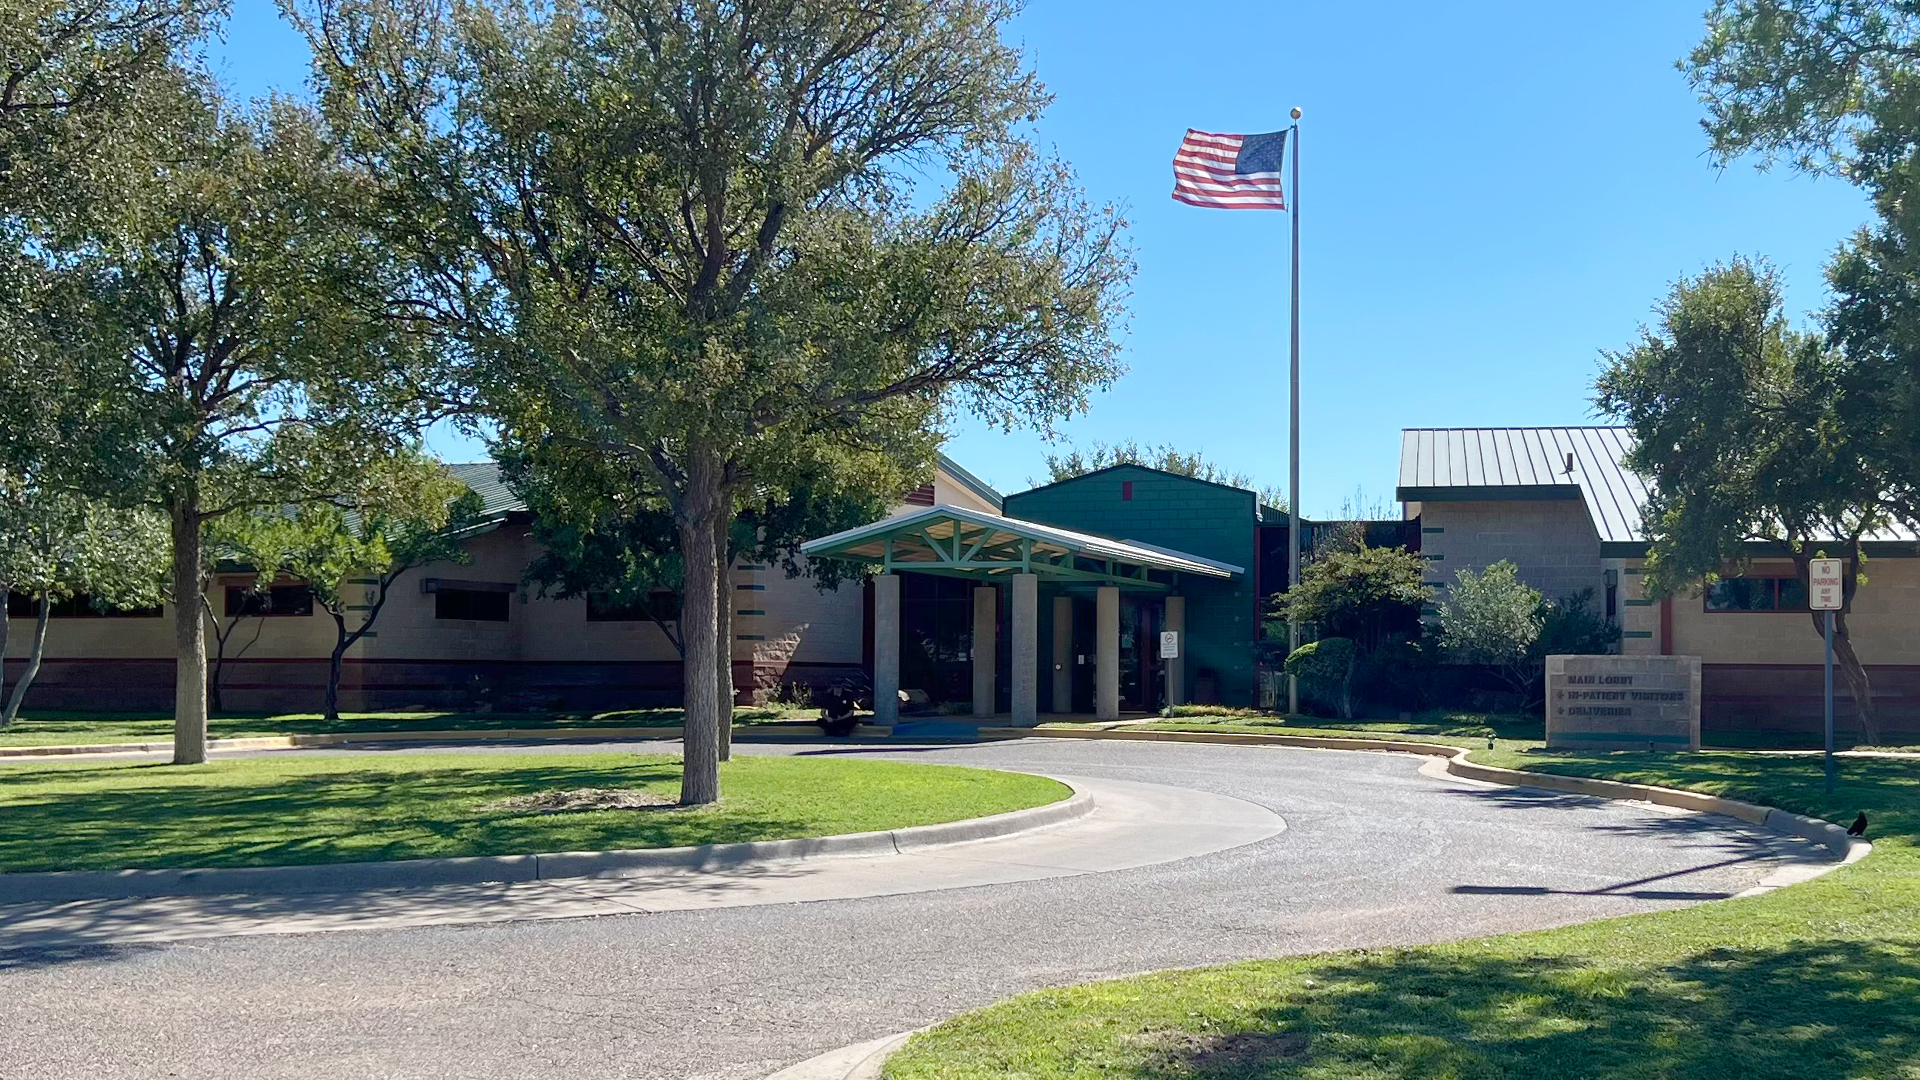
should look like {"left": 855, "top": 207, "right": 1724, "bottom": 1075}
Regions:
{"left": 1848, "top": 813, "right": 1868, "bottom": 838}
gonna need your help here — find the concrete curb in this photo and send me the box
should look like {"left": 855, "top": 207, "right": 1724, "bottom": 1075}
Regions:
{"left": 1009, "top": 727, "right": 1873, "bottom": 863}
{"left": 764, "top": 1030, "right": 918, "bottom": 1080}
{"left": 0, "top": 785, "right": 1091, "bottom": 904}
{"left": 0, "top": 723, "right": 895, "bottom": 760}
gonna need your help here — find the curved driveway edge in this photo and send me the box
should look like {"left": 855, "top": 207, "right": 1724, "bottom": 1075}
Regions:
{"left": 0, "top": 785, "right": 1092, "bottom": 905}
{"left": 765, "top": 1030, "right": 917, "bottom": 1080}
{"left": 1014, "top": 727, "right": 1872, "bottom": 863}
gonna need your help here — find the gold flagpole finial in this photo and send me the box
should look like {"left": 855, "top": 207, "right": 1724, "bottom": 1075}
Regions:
{"left": 1290, "top": 107, "right": 1302, "bottom": 120}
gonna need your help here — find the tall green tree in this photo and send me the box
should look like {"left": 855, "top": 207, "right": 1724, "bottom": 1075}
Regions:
{"left": 232, "top": 451, "right": 480, "bottom": 721}
{"left": 0, "top": 481, "right": 167, "bottom": 726}
{"left": 1686, "top": 0, "right": 1920, "bottom": 514}
{"left": 1596, "top": 259, "right": 1893, "bottom": 743}
{"left": 1042, "top": 440, "right": 1285, "bottom": 510}
{"left": 26, "top": 79, "right": 441, "bottom": 764}
{"left": 297, "top": 0, "right": 1133, "bottom": 804}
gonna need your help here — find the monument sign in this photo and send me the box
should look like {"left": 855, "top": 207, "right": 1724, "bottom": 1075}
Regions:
{"left": 1545, "top": 654, "right": 1701, "bottom": 752}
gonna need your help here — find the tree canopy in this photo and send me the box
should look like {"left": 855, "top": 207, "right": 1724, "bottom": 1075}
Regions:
{"left": 298, "top": 0, "right": 1134, "bottom": 803}
{"left": 1042, "top": 440, "right": 1285, "bottom": 510}
{"left": 1595, "top": 258, "right": 1891, "bottom": 742}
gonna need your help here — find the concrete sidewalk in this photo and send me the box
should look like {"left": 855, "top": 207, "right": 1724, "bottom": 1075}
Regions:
{"left": 0, "top": 773, "right": 1284, "bottom": 951}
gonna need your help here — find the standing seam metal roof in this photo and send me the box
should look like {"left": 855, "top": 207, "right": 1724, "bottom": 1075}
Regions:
{"left": 1396, "top": 427, "right": 1649, "bottom": 544}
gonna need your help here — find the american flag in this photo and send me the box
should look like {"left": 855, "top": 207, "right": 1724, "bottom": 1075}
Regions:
{"left": 1171, "top": 129, "right": 1288, "bottom": 210}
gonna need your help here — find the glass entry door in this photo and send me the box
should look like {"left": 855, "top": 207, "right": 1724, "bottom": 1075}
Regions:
{"left": 1120, "top": 598, "right": 1162, "bottom": 711}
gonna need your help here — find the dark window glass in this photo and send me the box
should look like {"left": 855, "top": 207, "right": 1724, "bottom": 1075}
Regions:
{"left": 585, "top": 591, "right": 681, "bottom": 623}
{"left": 1776, "top": 577, "right": 1810, "bottom": 611}
{"left": 225, "top": 584, "right": 315, "bottom": 617}
{"left": 5, "top": 593, "right": 162, "bottom": 618}
{"left": 436, "top": 588, "right": 511, "bottom": 622}
{"left": 1705, "top": 577, "right": 1808, "bottom": 612}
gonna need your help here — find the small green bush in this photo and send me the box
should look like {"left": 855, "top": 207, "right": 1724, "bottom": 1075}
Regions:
{"left": 1286, "top": 637, "right": 1356, "bottom": 718}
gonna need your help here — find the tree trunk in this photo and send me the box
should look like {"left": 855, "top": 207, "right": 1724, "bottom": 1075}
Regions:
{"left": 1824, "top": 611, "right": 1882, "bottom": 746}
{"left": 677, "top": 468, "right": 725, "bottom": 806}
{"left": 1, "top": 594, "right": 51, "bottom": 727}
{"left": 171, "top": 493, "right": 209, "bottom": 764}
{"left": 326, "top": 638, "right": 348, "bottom": 723}
{"left": 1343, "top": 651, "right": 1358, "bottom": 719}
{"left": 0, "top": 587, "right": 11, "bottom": 727}
{"left": 715, "top": 515, "right": 734, "bottom": 762}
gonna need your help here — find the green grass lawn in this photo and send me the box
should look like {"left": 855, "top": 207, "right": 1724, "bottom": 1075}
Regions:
{"left": 0, "top": 753, "right": 1067, "bottom": 873}
{"left": 885, "top": 750, "right": 1919, "bottom": 1080}
{"left": 1128, "top": 710, "right": 1545, "bottom": 752}
{"left": 0, "top": 705, "right": 819, "bottom": 747}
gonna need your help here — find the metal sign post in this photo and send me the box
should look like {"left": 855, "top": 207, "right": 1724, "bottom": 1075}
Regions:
{"left": 1810, "top": 558, "right": 1844, "bottom": 794}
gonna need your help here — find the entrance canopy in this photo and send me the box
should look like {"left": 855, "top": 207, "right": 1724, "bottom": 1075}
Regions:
{"left": 801, "top": 504, "right": 1241, "bottom": 590}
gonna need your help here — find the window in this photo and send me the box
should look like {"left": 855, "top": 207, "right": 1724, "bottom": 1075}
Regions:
{"left": 436, "top": 587, "right": 511, "bottom": 622}
{"left": 1704, "top": 576, "right": 1810, "bottom": 613}
{"left": 225, "top": 583, "right": 315, "bottom": 617}
{"left": 5, "top": 593, "right": 162, "bottom": 619}
{"left": 586, "top": 590, "right": 681, "bottom": 623}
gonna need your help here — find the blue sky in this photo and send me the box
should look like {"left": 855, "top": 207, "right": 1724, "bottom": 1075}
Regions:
{"left": 209, "top": 1, "right": 1870, "bottom": 516}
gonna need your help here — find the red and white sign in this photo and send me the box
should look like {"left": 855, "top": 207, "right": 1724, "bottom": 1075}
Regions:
{"left": 1810, "top": 558, "right": 1845, "bottom": 611}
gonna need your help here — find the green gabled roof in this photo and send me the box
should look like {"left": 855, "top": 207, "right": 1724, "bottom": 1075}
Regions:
{"left": 802, "top": 504, "right": 1241, "bottom": 591}
{"left": 445, "top": 462, "right": 528, "bottom": 520}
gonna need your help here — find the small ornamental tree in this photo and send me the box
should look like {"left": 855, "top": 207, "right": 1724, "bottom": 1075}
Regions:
{"left": 234, "top": 452, "right": 480, "bottom": 721}
{"left": 1436, "top": 560, "right": 1545, "bottom": 700}
{"left": 1268, "top": 544, "right": 1428, "bottom": 718}
{"left": 0, "top": 482, "right": 167, "bottom": 726}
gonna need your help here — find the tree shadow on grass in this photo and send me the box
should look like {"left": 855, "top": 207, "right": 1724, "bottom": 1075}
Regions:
{"left": 1124, "top": 940, "right": 1920, "bottom": 1079}
{"left": 0, "top": 760, "right": 822, "bottom": 873}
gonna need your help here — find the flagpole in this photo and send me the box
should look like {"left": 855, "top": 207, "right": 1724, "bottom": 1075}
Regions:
{"left": 1287, "top": 107, "right": 1302, "bottom": 715}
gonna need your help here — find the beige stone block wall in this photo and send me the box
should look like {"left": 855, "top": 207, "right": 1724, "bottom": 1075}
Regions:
{"left": 1613, "top": 558, "right": 1661, "bottom": 656}
{"left": 1668, "top": 557, "right": 1920, "bottom": 666}
{"left": 1418, "top": 499, "right": 1606, "bottom": 605}
{"left": 359, "top": 526, "right": 529, "bottom": 662}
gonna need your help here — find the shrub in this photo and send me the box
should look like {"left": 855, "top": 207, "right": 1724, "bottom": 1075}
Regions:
{"left": 1537, "top": 587, "right": 1621, "bottom": 656}
{"left": 1285, "top": 637, "right": 1357, "bottom": 718}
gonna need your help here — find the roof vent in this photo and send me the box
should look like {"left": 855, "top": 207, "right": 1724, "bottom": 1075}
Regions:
{"left": 1563, "top": 452, "right": 1576, "bottom": 476}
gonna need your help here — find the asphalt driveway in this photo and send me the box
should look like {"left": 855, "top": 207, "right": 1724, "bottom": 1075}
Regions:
{"left": 0, "top": 738, "right": 1818, "bottom": 1080}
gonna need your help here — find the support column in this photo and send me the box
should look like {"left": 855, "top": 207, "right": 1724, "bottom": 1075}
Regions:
{"left": 1011, "top": 574, "right": 1038, "bottom": 726}
{"left": 1051, "top": 595, "right": 1073, "bottom": 714}
{"left": 972, "top": 585, "right": 997, "bottom": 719}
{"left": 873, "top": 573, "right": 900, "bottom": 725}
{"left": 1164, "top": 595, "right": 1186, "bottom": 708}
{"left": 1096, "top": 585, "right": 1120, "bottom": 721}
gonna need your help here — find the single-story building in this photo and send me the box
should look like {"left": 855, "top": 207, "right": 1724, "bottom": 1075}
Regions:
{"left": 2, "top": 456, "right": 1006, "bottom": 714}
{"left": 1400, "top": 426, "right": 1920, "bottom": 738}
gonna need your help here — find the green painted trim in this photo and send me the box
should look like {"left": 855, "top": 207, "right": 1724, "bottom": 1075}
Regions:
{"left": 1552, "top": 731, "right": 1692, "bottom": 744}
{"left": 1622, "top": 630, "right": 1654, "bottom": 638}
{"left": 736, "top": 564, "right": 765, "bottom": 571}
{"left": 1424, "top": 553, "right": 1444, "bottom": 561}
{"left": 1623, "top": 598, "right": 1654, "bottom": 607}
{"left": 344, "top": 578, "right": 378, "bottom": 586}
{"left": 737, "top": 583, "right": 767, "bottom": 591}
{"left": 736, "top": 609, "right": 765, "bottom": 616}
{"left": 1421, "top": 527, "right": 1445, "bottom": 534}
{"left": 736, "top": 634, "right": 766, "bottom": 641}
{"left": 343, "top": 604, "right": 375, "bottom": 611}
{"left": 1423, "top": 580, "right": 1447, "bottom": 587}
